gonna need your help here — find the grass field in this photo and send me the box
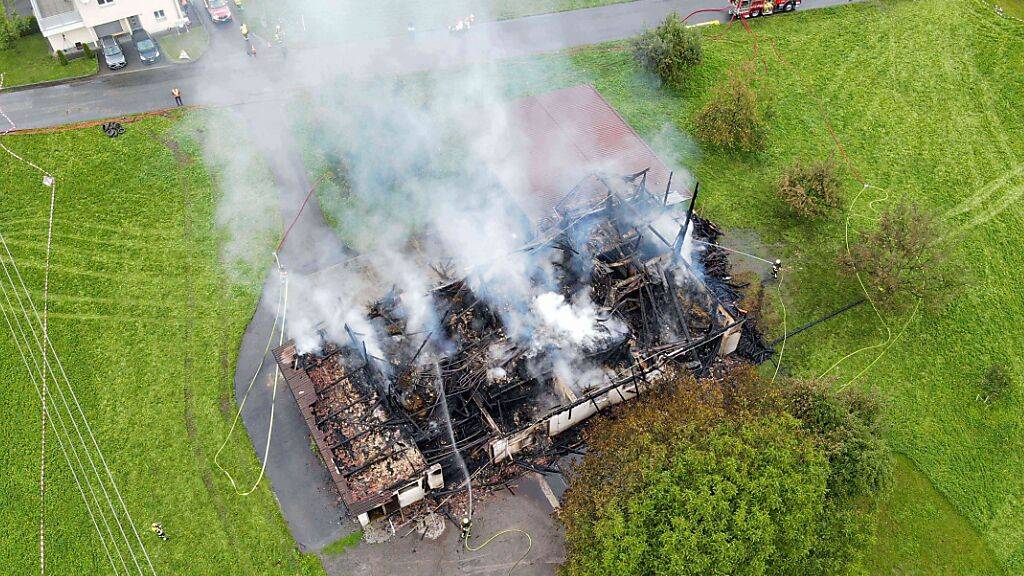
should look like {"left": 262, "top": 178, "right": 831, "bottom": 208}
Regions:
{"left": 0, "top": 114, "right": 322, "bottom": 575}
{"left": 509, "top": 1, "right": 1022, "bottom": 573}
{"left": 300, "top": 0, "right": 1024, "bottom": 573}
{"left": 997, "top": 0, "right": 1024, "bottom": 18}
{"left": 867, "top": 455, "right": 1003, "bottom": 575}
{"left": 0, "top": 34, "right": 98, "bottom": 88}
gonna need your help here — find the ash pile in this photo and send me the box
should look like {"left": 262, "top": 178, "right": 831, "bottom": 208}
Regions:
{"left": 274, "top": 170, "right": 769, "bottom": 527}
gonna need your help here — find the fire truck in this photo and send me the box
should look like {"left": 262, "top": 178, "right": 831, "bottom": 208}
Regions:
{"left": 729, "top": 0, "right": 801, "bottom": 18}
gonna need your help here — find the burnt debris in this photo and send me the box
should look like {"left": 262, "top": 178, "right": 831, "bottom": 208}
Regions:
{"left": 274, "top": 170, "right": 766, "bottom": 526}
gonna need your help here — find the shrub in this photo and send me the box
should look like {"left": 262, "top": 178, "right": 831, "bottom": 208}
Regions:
{"left": 0, "top": 17, "right": 15, "bottom": 50}
{"left": 979, "top": 363, "right": 1014, "bottom": 404}
{"left": 778, "top": 159, "right": 842, "bottom": 219}
{"left": 14, "top": 14, "right": 37, "bottom": 37}
{"left": 633, "top": 13, "right": 703, "bottom": 88}
{"left": 838, "top": 202, "right": 952, "bottom": 311}
{"left": 82, "top": 42, "right": 94, "bottom": 59}
{"left": 693, "top": 62, "right": 769, "bottom": 152}
{"left": 56, "top": 49, "right": 68, "bottom": 65}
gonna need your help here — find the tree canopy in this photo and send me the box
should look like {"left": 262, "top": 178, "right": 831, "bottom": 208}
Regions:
{"left": 559, "top": 368, "right": 886, "bottom": 576}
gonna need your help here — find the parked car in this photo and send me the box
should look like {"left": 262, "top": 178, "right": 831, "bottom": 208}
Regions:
{"left": 132, "top": 29, "right": 161, "bottom": 63}
{"left": 100, "top": 36, "right": 127, "bottom": 70}
{"left": 203, "top": 0, "right": 232, "bottom": 23}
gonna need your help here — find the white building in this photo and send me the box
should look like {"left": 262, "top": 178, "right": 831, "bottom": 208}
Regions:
{"left": 28, "top": 0, "right": 187, "bottom": 53}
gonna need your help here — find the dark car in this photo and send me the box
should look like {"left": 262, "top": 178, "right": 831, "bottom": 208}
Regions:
{"left": 100, "top": 35, "right": 127, "bottom": 70}
{"left": 131, "top": 29, "right": 161, "bottom": 63}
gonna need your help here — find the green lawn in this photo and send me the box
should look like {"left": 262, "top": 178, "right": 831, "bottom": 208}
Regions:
{"left": 301, "top": 0, "right": 1024, "bottom": 573}
{"left": 1000, "top": 0, "right": 1024, "bottom": 18}
{"left": 0, "top": 34, "right": 97, "bottom": 88}
{"left": 867, "top": 455, "right": 1003, "bottom": 575}
{"left": 0, "top": 115, "right": 321, "bottom": 575}
{"left": 158, "top": 27, "right": 210, "bottom": 62}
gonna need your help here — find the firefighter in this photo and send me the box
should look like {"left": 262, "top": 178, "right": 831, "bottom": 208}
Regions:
{"left": 240, "top": 23, "right": 249, "bottom": 40}
{"left": 771, "top": 259, "right": 783, "bottom": 280}
{"left": 459, "top": 516, "right": 472, "bottom": 540}
{"left": 150, "top": 522, "right": 169, "bottom": 541}
{"left": 233, "top": 0, "right": 244, "bottom": 11}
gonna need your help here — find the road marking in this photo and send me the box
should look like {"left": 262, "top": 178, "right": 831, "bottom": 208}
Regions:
{"left": 534, "top": 473, "right": 560, "bottom": 510}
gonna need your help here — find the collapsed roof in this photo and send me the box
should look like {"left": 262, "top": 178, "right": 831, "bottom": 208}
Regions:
{"left": 272, "top": 86, "right": 767, "bottom": 525}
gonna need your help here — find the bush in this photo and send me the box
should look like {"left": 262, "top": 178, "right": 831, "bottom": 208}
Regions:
{"left": 633, "top": 13, "right": 702, "bottom": 88}
{"left": 82, "top": 42, "right": 94, "bottom": 59}
{"left": 838, "top": 202, "right": 952, "bottom": 311}
{"left": 979, "top": 363, "right": 1014, "bottom": 404}
{"left": 56, "top": 49, "right": 68, "bottom": 66}
{"left": 0, "top": 17, "right": 15, "bottom": 50}
{"left": 14, "top": 14, "right": 37, "bottom": 37}
{"left": 693, "top": 62, "right": 769, "bottom": 153}
{"left": 777, "top": 159, "right": 843, "bottom": 219}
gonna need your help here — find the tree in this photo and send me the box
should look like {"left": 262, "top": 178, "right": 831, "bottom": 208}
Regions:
{"left": 838, "top": 202, "right": 952, "bottom": 311}
{"left": 82, "top": 42, "right": 94, "bottom": 59}
{"left": 633, "top": 13, "right": 703, "bottom": 88}
{"left": 693, "top": 63, "right": 769, "bottom": 153}
{"left": 559, "top": 368, "right": 883, "bottom": 576}
{"left": 56, "top": 48, "right": 68, "bottom": 66}
{"left": 777, "top": 159, "right": 842, "bottom": 219}
{"left": 782, "top": 379, "right": 890, "bottom": 501}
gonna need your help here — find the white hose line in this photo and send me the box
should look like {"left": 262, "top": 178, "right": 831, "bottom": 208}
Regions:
{"left": 214, "top": 269, "right": 288, "bottom": 496}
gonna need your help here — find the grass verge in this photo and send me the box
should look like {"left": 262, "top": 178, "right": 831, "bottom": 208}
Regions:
{"left": 158, "top": 27, "right": 210, "bottom": 62}
{"left": 0, "top": 114, "right": 322, "bottom": 575}
{"left": 0, "top": 34, "right": 97, "bottom": 88}
{"left": 321, "top": 530, "right": 363, "bottom": 555}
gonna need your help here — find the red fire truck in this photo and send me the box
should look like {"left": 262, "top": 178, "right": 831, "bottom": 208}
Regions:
{"left": 729, "top": 0, "right": 801, "bottom": 18}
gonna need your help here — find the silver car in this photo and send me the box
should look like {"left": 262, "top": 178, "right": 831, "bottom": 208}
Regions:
{"left": 100, "top": 35, "right": 127, "bottom": 70}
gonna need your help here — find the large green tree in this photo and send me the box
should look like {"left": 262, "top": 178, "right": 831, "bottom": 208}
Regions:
{"left": 559, "top": 369, "right": 884, "bottom": 576}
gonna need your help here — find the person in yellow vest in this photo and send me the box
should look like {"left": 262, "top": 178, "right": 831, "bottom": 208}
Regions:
{"left": 150, "top": 522, "right": 169, "bottom": 541}
{"left": 240, "top": 23, "right": 249, "bottom": 40}
{"left": 233, "top": 0, "right": 244, "bottom": 10}
{"left": 171, "top": 87, "right": 182, "bottom": 106}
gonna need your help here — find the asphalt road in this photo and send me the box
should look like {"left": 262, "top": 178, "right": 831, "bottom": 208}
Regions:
{"left": 0, "top": 0, "right": 858, "bottom": 131}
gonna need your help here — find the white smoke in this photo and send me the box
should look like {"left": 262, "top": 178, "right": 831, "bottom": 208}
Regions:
{"left": 533, "top": 291, "right": 602, "bottom": 347}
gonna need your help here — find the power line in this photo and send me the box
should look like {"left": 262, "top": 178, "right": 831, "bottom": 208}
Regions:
{"left": 0, "top": 242, "right": 134, "bottom": 574}
{"left": 0, "top": 80, "right": 154, "bottom": 569}
{"left": 0, "top": 290, "right": 122, "bottom": 575}
{"left": 0, "top": 233, "right": 154, "bottom": 575}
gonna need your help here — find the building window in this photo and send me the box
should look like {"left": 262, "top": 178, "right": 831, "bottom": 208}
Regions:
{"left": 97, "top": 0, "right": 114, "bottom": 5}
{"left": 154, "top": 9, "right": 166, "bottom": 20}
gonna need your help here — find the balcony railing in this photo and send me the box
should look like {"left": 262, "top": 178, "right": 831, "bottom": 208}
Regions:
{"left": 37, "top": 10, "right": 85, "bottom": 34}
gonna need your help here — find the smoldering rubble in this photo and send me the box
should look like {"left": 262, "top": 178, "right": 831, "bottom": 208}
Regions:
{"left": 274, "top": 167, "right": 773, "bottom": 527}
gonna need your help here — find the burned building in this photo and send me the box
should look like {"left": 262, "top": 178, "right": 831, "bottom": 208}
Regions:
{"left": 273, "top": 86, "right": 758, "bottom": 526}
